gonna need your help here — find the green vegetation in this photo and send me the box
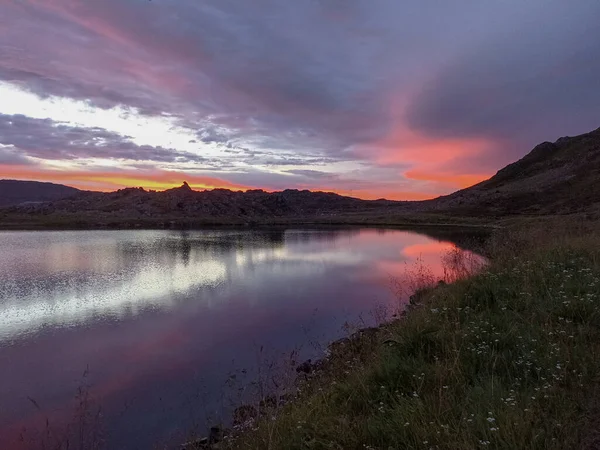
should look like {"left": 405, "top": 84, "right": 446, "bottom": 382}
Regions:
{"left": 224, "top": 221, "right": 600, "bottom": 449}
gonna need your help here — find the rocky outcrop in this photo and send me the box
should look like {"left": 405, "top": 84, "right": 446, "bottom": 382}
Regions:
{"left": 4, "top": 183, "right": 408, "bottom": 225}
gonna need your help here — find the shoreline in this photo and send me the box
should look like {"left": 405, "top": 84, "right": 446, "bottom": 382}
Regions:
{"left": 186, "top": 282, "right": 469, "bottom": 448}
{"left": 0, "top": 216, "right": 501, "bottom": 232}
{"left": 213, "top": 221, "right": 600, "bottom": 449}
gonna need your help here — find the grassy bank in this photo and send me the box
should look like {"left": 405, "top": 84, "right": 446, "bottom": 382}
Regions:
{"left": 0, "top": 208, "right": 504, "bottom": 231}
{"left": 224, "top": 222, "right": 600, "bottom": 449}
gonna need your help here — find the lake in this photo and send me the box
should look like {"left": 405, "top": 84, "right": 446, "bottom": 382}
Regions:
{"left": 0, "top": 228, "right": 478, "bottom": 449}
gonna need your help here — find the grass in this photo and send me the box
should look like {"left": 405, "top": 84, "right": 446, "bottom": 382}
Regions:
{"left": 223, "top": 221, "right": 600, "bottom": 449}
{"left": 0, "top": 208, "right": 502, "bottom": 230}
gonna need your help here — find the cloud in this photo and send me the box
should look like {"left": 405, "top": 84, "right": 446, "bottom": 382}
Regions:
{"left": 0, "top": 1, "right": 599, "bottom": 199}
{"left": 284, "top": 169, "right": 336, "bottom": 180}
{"left": 0, "top": 145, "right": 33, "bottom": 166}
{"left": 405, "top": 1, "right": 600, "bottom": 159}
{"left": 0, "top": 0, "right": 432, "bottom": 156}
{"left": 0, "top": 114, "right": 205, "bottom": 163}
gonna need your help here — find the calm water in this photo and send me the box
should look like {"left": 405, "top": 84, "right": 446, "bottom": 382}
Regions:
{"left": 0, "top": 228, "right": 472, "bottom": 449}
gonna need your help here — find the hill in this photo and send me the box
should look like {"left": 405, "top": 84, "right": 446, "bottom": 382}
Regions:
{"left": 0, "top": 180, "right": 81, "bottom": 207}
{"left": 432, "top": 126, "right": 600, "bottom": 217}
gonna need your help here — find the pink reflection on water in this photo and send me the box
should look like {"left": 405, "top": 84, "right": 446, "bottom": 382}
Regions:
{"left": 0, "top": 228, "right": 483, "bottom": 449}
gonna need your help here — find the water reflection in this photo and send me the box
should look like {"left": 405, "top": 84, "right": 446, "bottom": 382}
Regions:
{"left": 0, "top": 228, "right": 479, "bottom": 449}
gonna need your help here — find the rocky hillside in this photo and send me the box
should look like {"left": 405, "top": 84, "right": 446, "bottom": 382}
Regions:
{"left": 432, "top": 127, "right": 600, "bottom": 217}
{"left": 2, "top": 181, "right": 408, "bottom": 227}
{"left": 0, "top": 180, "right": 80, "bottom": 207}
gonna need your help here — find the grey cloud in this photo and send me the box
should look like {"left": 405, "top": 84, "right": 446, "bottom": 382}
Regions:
{"left": 217, "top": 143, "right": 340, "bottom": 167}
{"left": 0, "top": 0, "right": 473, "bottom": 159}
{"left": 405, "top": 1, "right": 600, "bottom": 160}
{"left": 217, "top": 168, "right": 370, "bottom": 192}
{"left": 0, "top": 146, "right": 33, "bottom": 165}
{"left": 197, "top": 128, "right": 229, "bottom": 145}
{"left": 0, "top": 114, "right": 205, "bottom": 164}
{"left": 285, "top": 169, "right": 337, "bottom": 179}
{"left": 203, "top": 169, "right": 298, "bottom": 191}
{"left": 260, "top": 157, "right": 336, "bottom": 167}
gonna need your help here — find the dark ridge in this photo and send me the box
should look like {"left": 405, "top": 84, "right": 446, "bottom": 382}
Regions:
{"left": 0, "top": 180, "right": 81, "bottom": 207}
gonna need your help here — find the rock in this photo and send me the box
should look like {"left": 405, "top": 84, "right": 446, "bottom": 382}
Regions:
{"left": 296, "top": 359, "right": 313, "bottom": 374}
{"left": 209, "top": 426, "right": 224, "bottom": 444}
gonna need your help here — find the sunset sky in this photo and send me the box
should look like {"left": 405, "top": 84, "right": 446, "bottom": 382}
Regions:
{"left": 0, "top": 1, "right": 599, "bottom": 200}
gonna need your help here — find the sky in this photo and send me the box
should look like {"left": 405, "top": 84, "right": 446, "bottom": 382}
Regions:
{"left": 0, "top": 0, "right": 599, "bottom": 200}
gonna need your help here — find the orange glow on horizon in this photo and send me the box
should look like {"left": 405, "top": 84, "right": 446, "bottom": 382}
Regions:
{"left": 405, "top": 170, "right": 491, "bottom": 189}
{"left": 322, "top": 187, "right": 434, "bottom": 201}
{"left": 367, "top": 131, "right": 494, "bottom": 192}
{"left": 0, "top": 166, "right": 249, "bottom": 192}
{"left": 0, "top": 166, "right": 444, "bottom": 200}
{"left": 351, "top": 92, "right": 496, "bottom": 194}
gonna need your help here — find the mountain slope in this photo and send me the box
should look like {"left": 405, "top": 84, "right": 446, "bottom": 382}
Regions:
{"left": 432, "top": 126, "right": 600, "bottom": 216}
{"left": 0, "top": 180, "right": 81, "bottom": 207}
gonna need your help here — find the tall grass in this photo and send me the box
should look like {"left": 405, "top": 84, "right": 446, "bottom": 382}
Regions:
{"left": 225, "top": 222, "right": 600, "bottom": 449}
